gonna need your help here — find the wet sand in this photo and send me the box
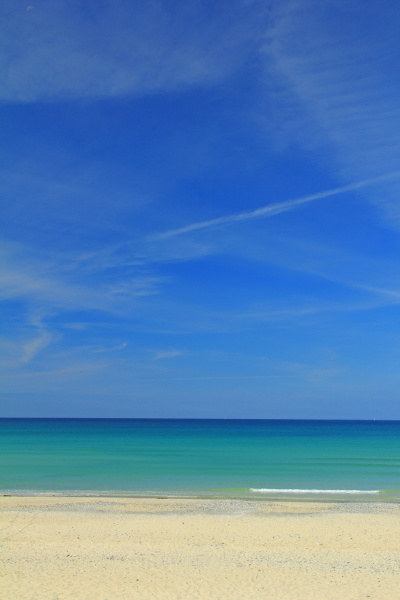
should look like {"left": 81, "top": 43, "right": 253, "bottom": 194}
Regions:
{"left": 1, "top": 496, "right": 400, "bottom": 599}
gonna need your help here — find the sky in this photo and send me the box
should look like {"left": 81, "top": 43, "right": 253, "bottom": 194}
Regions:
{"left": 1, "top": 0, "right": 400, "bottom": 418}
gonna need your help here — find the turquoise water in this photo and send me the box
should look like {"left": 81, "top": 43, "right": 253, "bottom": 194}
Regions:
{"left": 1, "top": 419, "right": 400, "bottom": 501}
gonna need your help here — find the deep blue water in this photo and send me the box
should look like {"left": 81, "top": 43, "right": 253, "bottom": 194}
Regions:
{"left": 1, "top": 419, "right": 400, "bottom": 500}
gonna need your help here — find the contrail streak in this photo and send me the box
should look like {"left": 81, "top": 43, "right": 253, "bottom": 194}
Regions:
{"left": 156, "top": 171, "right": 400, "bottom": 239}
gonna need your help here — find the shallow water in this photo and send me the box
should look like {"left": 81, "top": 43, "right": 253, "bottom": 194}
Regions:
{"left": 1, "top": 419, "right": 400, "bottom": 500}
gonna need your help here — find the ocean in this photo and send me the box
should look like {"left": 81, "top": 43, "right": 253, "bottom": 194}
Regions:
{"left": 1, "top": 419, "right": 400, "bottom": 501}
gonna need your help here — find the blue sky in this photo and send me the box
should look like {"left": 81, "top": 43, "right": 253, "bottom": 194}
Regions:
{"left": 2, "top": 0, "right": 400, "bottom": 418}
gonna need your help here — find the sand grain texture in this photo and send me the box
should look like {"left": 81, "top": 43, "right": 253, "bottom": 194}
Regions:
{"left": 1, "top": 497, "right": 399, "bottom": 599}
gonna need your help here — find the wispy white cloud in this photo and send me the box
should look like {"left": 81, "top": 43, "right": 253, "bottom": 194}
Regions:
{"left": 1, "top": 0, "right": 265, "bottom": 103}
{"left": 141, "top": 348, "right": 340, "bottom": 383}
{"left": 0, "top": 240, "right": 165, "bottom": 314}
{"left": 154, "top": 172, "right": 400, "bottom": 239}
{"left": 20, "top": 330, "right": 53, "bottom": 364}
{"left": 0, "top": 311, "right": 54, "bottom": 368}
{"left": 107, "top": 277, "right": 167, "bottom": 299}
{"left": 264, "top": 0, "right": 400, "bottom": 224}
{"left": 141, "top": 374, "right": 278, "bottom": 381}
{"left": 92, "top": 342, "right": 128, "bottom": 354}
{"left": 5, "top": 363, "right": 107, "bottom": 379}
{"left": 74, "top": 235, "right": 215, "bottom": 274}
{"left": 151, "top": 294, "right": 400, "bottom": 335}
{"left": 0, "top": 239, "right": 167, "bottom": 371}
{"left": 220, "top": 228, "right": 400, "bottom": 304}
{"left": 153, "top": 349, "right": 182, "bottom": 360}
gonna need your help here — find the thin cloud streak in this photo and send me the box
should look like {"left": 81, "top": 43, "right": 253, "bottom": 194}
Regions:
{"left": 156, "top": 172, "right": 400, "bottom": 239}
{"left": 92, "top": 342, "right": 128, "bottom": 354}
{"left": 21, "top": 331, "right": 53, "bottom": 364}
{"left": 265, "top": 0, "right": 400, "bottom": 223}
{"left": 6, "top": 364, "right": 107, "bottom": 379}
{"left": 153, "top": 350, "right": 182, "bottom": 360}
{"left": 139, "top": 375, "right": 280, "bottom": 381}
{"left": 1, "top": 0, "right": 265, "bottom": 103}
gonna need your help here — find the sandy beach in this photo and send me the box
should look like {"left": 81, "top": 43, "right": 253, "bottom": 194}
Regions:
{"left": 1, "top": 496, "right": 399, "bottom": 599}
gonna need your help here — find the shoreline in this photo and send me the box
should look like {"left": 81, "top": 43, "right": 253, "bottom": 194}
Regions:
{"left": 2, "top": 489, "right": 399, "bottom": 503}
{"left": 2, "top": 496, "right": 400, "bottom": 599}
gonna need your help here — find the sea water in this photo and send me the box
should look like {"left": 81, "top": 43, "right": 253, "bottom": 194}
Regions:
{"left": 1, "top": 419, "right": 400, "bottom": 501}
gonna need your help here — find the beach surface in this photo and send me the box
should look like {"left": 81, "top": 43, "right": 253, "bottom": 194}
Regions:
{"left": 1, "top": 496, "right": 400, "bottom": 599}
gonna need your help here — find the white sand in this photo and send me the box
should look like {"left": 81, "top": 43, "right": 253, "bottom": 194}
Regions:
{"left": 2, "top": 496, "right": 400, "bottom": 599}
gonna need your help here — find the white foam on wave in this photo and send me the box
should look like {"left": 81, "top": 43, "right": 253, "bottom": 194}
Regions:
{"left": 250, "top": 488, "right": 380, "bottom": 494}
